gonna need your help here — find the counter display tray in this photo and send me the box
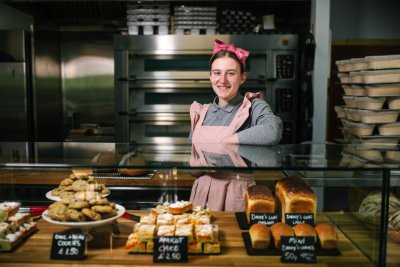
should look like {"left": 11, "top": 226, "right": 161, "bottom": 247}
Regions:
{"left": 235, "top": 212, "right": 250, "bottom": 230}
{"left": 242, "top": 232, "right": 340, "bottom": 256}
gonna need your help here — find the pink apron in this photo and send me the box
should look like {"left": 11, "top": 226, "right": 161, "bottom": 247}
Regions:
{"left": 189, "top": 93, "right": 256, "bottom": 211}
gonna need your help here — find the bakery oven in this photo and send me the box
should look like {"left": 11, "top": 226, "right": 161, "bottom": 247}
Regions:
{"left": 114, "top": 35, "right": 298, "bottom": 144}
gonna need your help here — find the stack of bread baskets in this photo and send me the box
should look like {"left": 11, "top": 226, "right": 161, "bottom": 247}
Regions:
{"left": 335, "top": 55, "right": 400, "bottom": 167}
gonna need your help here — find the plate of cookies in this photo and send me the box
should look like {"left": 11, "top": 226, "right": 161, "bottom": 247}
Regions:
{"left": 46, "top": 172, "right": 110, "bottom": 202}
{"left": 42, "top": 202, "right": 125, "bottom": 228}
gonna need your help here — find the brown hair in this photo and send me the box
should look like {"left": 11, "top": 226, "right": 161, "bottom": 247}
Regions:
{"left": 209, "top": 50, "right": 245, "bottom": 73}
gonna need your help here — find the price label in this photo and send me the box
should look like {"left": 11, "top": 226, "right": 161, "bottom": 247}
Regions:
{"left": 50, "top": 233, "right": 85, "bottom": 260}
{"left": 285, "top": 213, "right": 314, "bottom": 227}
{"left": 249, "top": 213, "right": 279, "bottom": 226}
{"left": 153, "top": 236, "right": 188, "bottom": 263}
{"left": 281, "top": 236, "right": 316, "bottom": 263}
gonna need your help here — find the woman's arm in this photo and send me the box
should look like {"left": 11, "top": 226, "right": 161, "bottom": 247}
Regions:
{"left": 237, "top": 99, "right": 283, "bottom": 145}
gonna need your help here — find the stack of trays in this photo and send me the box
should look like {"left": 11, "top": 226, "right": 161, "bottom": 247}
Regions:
{"left": 173, "top": 6, "right": 217, "bottom": 35}
{"left": 335, "top": 55, "right": 400, "bottom": 145}
{"left": 340, "top": 144, "right": 400, "bottom": 168}
{"left": 217, "top": 9, "right": 257, "bottom": 34}
{"left": 127, "top": 3, "right": 170, "bottom": 35}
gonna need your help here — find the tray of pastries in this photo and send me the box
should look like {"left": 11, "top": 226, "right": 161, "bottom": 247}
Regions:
{"left": 0, "top": 202, "right": 37, "bottom": 251}
{"left": 125, "top": 201, "right": 220, "bottom": 255}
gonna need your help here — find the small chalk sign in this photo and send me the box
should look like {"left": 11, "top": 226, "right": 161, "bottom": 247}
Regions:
{"left": 281, "top": 236, "right": 316, "bottom": 263}
{"left": 249, "top": 213, "right": 279, "bottom": 226}
{"left": 50, "top": 233, "right": 85, "bottom": 260}
{"left": 153, "top": 236, "right": 188, "bottom": 263}
{"left": 285, "top": 213, "right": 314, "bottom": 227}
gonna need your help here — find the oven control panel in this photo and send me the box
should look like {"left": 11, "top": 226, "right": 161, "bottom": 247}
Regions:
{"left": 276, "top": 54, "right": 295, "bottom": 79}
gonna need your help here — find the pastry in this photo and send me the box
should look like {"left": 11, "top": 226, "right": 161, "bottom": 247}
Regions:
{"left": 245, "top": 185, "right": 275, "bottom": 223}
{"left": 175, "top": 224, "right": 194, "bottom": 243}
{"left": 188, "top": 242, "right": 202, "bottom": 254}
{"left": 157, "top": 225, "right": 175, "bottom": 236}
{"left": 174, "top": 214, "right": 191, "bottom": 225}
{"left": 249, "top": 223, "right": 271, "bottom": 249}
{"left": 195, "top": 224, "right": 214, "bottom": 243}
{"left": 275, "top": 176, "right": 317, "bottom": 223}
{"left": 203, "top": 242, "right": 221, "bottom": 254}
{"left": 270, "top": 222, "right": 294, "bottom": 249}
{"left": 156, "top": 213, "right": 174, "bottom": 226}
{"left": 0, "top": 202, "right": 20, "bottom": 223}
{"left": 168, "top": 201, "right": 193, "bottom": 215}
{"left": 314, "top": 224, "right": 338, "bottom": 249}
{"left": 140, "top": 215, "right": 156, "bottom": 225}
{"left": 137, "top": 224, "right": 156, "bottom": 243}
{"left": 293, "top": 223, "right": 317, "bottom": 242}
{"left": 0, "top": 221, "right": 37, "bottom": 252}
{"left": 126, "top": 233, "right": 146, "bottom": 253}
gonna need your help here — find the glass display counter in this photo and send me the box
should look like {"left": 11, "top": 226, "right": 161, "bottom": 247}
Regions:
{"left": 0, "top": 142, "right": 399, "bottom": 266}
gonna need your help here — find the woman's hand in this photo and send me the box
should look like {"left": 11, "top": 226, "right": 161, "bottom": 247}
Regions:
{"left": 221, "top": 134, "right": 239, "bottom": 144}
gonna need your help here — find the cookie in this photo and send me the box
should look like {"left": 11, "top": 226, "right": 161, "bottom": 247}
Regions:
{"left": 81, "top": 208, "right": 101, "bottom": 221}
{"left": 74, "top": 191, "right": 101, "bottom": 202}
{"left": 91, "top": 205, "right": 114, "bottom": 214}
{"left": 68, "top": 201, "right": 89, "bottom": 210}
{"left": 60, "top": 178, "right": 74, "bottom": 187}
{"left": 48, "top": 202, "right": 68, "bottom": 222}
{"left": 67, "top": 209, "right": 86, "bottom": 222}
{"left": 51, "top": 187, "right": 61, "bottom": 196}
{"left": 89, "top": 198, "right": 109, "bottom": 206}
{"left": 71, "top": 180, "right": 89, "bottom": 192}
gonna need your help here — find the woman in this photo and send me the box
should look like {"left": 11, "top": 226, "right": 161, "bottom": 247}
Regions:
{"left": 189, "top": 39, "right": 283, "bottom": 145}
{"left": 188, "top": 39, "right": 283, "bottom": 211}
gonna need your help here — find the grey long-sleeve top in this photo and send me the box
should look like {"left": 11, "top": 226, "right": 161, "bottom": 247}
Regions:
{"left": 189, "top": 93, "right": 283, "bottom": 145}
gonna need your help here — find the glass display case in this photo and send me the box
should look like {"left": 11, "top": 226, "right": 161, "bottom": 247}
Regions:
{"left": 0, "top": 141, "right": 399, "bottom": 266}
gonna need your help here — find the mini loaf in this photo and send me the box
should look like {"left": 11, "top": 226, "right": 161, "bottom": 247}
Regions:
{"left": 293, "top": 223, "right": 317, "bottom": 242}
{"left": 269, "top": 222, "right": 293, "bottom": 249}
{"left": 245, "top": 185, "right": 275, "bottom": 223}
{"left": 249, "top": 223, "right": 271, "bottom": 249}
{"left": 314, "top": 223, "right": 338, "bottom": 249}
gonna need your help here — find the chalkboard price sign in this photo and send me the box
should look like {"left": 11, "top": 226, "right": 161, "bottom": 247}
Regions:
{"left": 153, "top": 236, "right": 188, "bottom": 263}
{"left": 249, "top": 213, "right": 279, "bottom": 226}
{"left": 50, "top": 233, "right": 86, "bottom": 260}
{"left": 285, "top": 213, "right": 314, "bottom": 227}
{"left": 281, "top": 236, "right": 316, "bottom": 263}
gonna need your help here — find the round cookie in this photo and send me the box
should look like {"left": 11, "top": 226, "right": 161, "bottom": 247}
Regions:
{"left": 81, "top": 208, "right": 102, "bottom": 221}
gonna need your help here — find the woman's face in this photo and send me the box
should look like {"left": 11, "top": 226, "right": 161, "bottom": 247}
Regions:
{"left": 210, "top": 56, "right": 247, "bottom": 106}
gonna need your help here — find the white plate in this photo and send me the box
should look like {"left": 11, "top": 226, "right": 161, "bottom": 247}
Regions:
{"left": 42, "top": 204, "right": 125, "bottom": 228}
{"left": 46, "top": 190, "right": 110, "bottom": 202}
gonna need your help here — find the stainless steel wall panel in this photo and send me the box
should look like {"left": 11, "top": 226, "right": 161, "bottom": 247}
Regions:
{"left": 0, "top": 62, "right": 28, "bottom": 140}
{"left": 34, "top": 30, "right": 63, "bottom": 141}
{"left": 61, "top": 32, "right": 114, "bottom": 131}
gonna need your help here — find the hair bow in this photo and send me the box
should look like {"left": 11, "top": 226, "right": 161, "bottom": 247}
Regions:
{"left": 212, "top": 39, "right": 250, "bottom": 64}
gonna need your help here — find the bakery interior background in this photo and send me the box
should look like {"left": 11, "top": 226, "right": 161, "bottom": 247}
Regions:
{"left": 0, "top": 0, "right": 399, "bottom": 144}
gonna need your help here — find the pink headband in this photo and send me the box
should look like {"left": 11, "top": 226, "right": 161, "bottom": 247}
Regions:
{"left": 211, "top": 39, "right": 250, "bottom": 65}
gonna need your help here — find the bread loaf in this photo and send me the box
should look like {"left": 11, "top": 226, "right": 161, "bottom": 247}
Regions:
{"left": 245, "top": 185, "right": 275, "bottom": 223}
{"left": 314, "top": 223, "right": 338, "bottom": 249}
{"left": 269, "top": 222, "right": 293, "bottom": 249}
{"left": 249, "top": 223, "right": 271, "bottom": 249}
{"left": 275, "top": 176, "right": 317, "bottom": 223}
{"left": 293, "top": 223, "right": 316, "bottom": 242}
{"left": 119, "top": 169, "right": 150, "bottom": 177}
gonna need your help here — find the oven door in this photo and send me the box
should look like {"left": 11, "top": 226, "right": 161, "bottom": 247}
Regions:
{"left": 127, "top": 80, "right": 267, "bottom": 114}
{"left": 129, "top": 113, "right": 191, "bottom": 144}
{"left": 123, "top": 54, "right": 267, "bottom": 81}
